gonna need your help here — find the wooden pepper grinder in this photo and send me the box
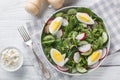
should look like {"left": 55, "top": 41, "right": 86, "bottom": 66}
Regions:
{"left": 47, "top": 0, "right": 65, "bottom": 9}
{"left": 24, "top": 0, "right": 44, "bottom": 15}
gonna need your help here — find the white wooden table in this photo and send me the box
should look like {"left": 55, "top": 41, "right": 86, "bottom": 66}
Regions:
{"left": 0, "top": 0, "right": 120, "bottom": 80}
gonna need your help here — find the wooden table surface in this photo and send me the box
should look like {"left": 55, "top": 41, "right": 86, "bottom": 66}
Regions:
{"left": 0, "top": 0, "right": 120, "bottom": 80}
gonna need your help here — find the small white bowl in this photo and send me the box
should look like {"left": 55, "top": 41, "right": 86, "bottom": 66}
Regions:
{"left": 0, "top": 47, "right": 23, "bottom": 72}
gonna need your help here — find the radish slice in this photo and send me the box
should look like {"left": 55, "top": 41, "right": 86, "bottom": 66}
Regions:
{"left": 78, "top": 44, "right": 91, "bottom": 52}
{"left": 45, "top": 19, "right": 53, "bottom": 34}
{"left": 56, "top": 65, "right": 69, "bottom": 72}
{"left": 100, "top": 48, "right": 108, "bottom": 60}
{"left": 45, "top": 24, "right": 50, "bottom": 34}
{"left": 62, "top": 19, "right": 69, "bottom": 26}
{"left": 47, "top": 19, "right": 53, "bottom": 25}
{"left": 56, "top": 29, "right": 63, "bottom": 38}
{"left": 89, "top": 61, "right": 100, "bottom": 69}
{"left": 73, "top": 52, "right": 80, "bottom": 63}
{"left": 81, "top": 48, "right": 92, "bottom": 56}
{"left": 76, "top": 33, "right": 86, "bottom": 40}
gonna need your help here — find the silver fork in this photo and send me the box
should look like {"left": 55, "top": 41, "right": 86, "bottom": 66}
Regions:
{"left": 18, "top": 26, "right": 51, "bottom": 80}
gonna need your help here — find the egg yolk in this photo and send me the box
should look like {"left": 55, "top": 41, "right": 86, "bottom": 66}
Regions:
{"left": 52, "top": 20, "right": 60, "bottom": 32}
{"left": 90, "top": 51, "right": 100, "bottom": 62}
{"left": 79, "top": 15, "right": 90, "bottom": 22}
{"left": 52, "top": 50, "right": 63, "bottom": 62}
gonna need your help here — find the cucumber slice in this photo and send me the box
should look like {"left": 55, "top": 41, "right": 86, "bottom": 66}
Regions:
{"left": 78, "top": 41, "right": 88, "bottom": 46}
{"left": 55, "top": 12, "right": 64, "bottom": 17}
{"left": 42, "top": 35, "right": 55, "bottom": 44}
{"left": 43, "top": 35, "right": 55, "bottom": 41}
{"left": 42, "top": 40, "right": 55, "bottom": 44}
{"left": 81, "top": 48, "right": 92, "bottom": 56}
{"left": 102, "top": 32, "right": 108, "bottom": 44}
{"left": 72, "top": 68, "right": 77, "bottom": 73}
{"left": 76, "top": 65, "right": 87, "bottom": 73}
{"left": 67, "top": 9, "right": 77, "bottom": 15}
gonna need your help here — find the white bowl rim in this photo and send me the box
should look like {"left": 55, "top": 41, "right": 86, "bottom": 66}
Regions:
{"left": 40, "top": 6, "right": 111, "bottom": 76}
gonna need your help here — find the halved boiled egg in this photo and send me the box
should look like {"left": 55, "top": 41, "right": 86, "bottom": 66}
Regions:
{"left": 76, "top": 12, "right": 94, "bottom": 24}
{"left": 87, "top": 50, "right": 102, "bottom": 65}
{"left": 50, "top": 48, "right": 68, "bottom": 67}
{"left": 49, "top": 17, "right": 63, "bottom": 35}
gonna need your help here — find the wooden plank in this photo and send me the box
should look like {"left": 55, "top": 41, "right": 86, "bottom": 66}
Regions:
{"left": 70, "top": 66, "right": 120, "bottom": 80}
{"left": 0, "top": 66, "right": 120, "bottom": 80}
{"left": 0, "top": 0, "right": 33, "bottom": 20}
{"left": 0, "top": 0, "right": 99, "bottom": 20}
{"left": 0, "top": 66, "right": 40, "bottom": 80}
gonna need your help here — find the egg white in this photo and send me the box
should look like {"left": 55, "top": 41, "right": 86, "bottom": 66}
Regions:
{"left": 76, "top": 12, "right": 94, "bottom": 25}
{"left": 50, "top": 48, "right": 65, "bottom": 67}
{"left": 87, "top": 50, "right": 102, "bottom": 65}
{"left": 49, "top": 17, "right": 63, "bottom": 35}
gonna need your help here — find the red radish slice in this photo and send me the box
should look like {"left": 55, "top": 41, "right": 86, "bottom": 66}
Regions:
{"left": 45, "top": 24, "right": 50, "bottom": 34}
{"left": 76, "top": 33, "right": 86, "bottom": 40}
{"left": 73, "top": 52, "right": 80, "bottom": 63}
{"left": 56, "top": 65, "right": 69, "bottom": 72}
{"left": 45, "top": 19, "right": 53, "bottom": 34}
{"left": 100, "top": 48, "right": 108, "bottom": 60}
{"left": 89, "top": 61, "right": 100, "bottom": 69}
{"left": 56, "top": 29, "right": 63, "bottom": 38}
{"left": 47, "top": 19, "right": 53, "bottom": 25}
{"left": 78, "top": 44, "right": 91, "bottom": 52}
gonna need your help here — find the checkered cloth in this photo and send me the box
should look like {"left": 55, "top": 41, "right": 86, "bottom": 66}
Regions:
{"left": 26, "top": 0, "right": 120, "bottom": 80}
{"left": 90, "top": 0, "right": 120, "bottom": 54}
{"left": 113, "top": 0, "right": 120, "bottom": 13}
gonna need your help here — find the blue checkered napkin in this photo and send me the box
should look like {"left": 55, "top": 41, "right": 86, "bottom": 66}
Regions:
{"left": 89, "top": 0, "right": 120, "bottom": 54}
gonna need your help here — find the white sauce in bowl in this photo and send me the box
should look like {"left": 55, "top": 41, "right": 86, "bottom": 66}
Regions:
{"left": 0, "top": 48, "right": 23, "bottom": 71}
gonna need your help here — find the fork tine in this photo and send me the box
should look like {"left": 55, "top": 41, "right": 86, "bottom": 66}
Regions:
{"left": 18, "top": 26, "right": 30, "bottom": 42}
{"left": 18, "top": 27, "right": 27, "bottom": 41}
{"left": 21, "top": 26, "right": 30, "bottom": 40}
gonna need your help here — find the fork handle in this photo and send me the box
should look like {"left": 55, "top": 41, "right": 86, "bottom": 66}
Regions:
{"left": 29, "top": 43, "right": 51, "bottom": 80}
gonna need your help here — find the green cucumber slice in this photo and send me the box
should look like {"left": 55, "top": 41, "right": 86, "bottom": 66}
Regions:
{"left": 76, "top": 65, "right": 87, "bottom": 73}
{"left": 81, "top": 48, "right": 92, "bottom": 56}
{"left": 42, "top": 35, "right": 55, "bottom": 44}
{"left": 102, "top": 32, "right": 108, "bottom": 44}
{"left": 72, "top": 68, "right": 77, "bottom": 73}
{"left": 42, "top": 40, "right": 55, "bottom": 44}
{"left": 55, "top": 12, "right": 64, "bottom": 17}
{"left": 78, "top": 41, "right": 88, "bottom": 46}
{"left": 43, "top": 35, "right": 55, "bottom": 41}
{"left": 67, "top": 9, "right": 77, "bottom": 15}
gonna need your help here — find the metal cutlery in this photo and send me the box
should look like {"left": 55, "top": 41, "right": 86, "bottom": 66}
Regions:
{"left": 18, "top": 26, "right": 51, "bottom": 80}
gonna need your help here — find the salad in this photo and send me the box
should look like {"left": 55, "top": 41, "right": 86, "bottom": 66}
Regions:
{"left": 41, "top": 7, "right": 109, "bottom": 74}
